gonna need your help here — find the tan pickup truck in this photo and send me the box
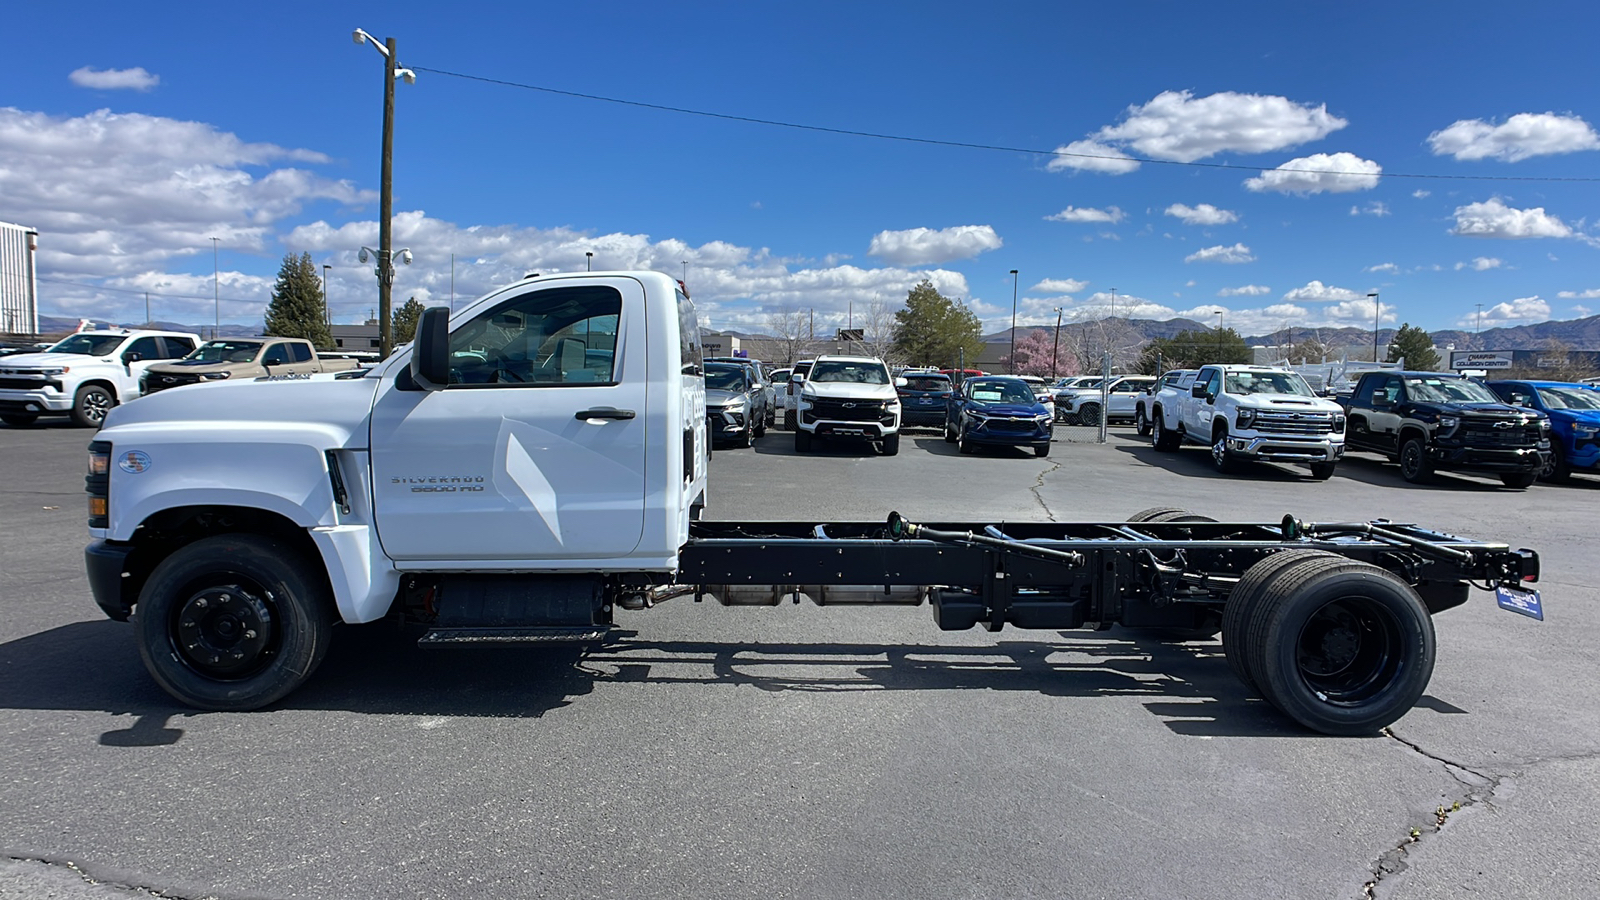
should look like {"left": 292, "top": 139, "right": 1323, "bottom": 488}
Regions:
{"left": 141, "top": 337, "right": 361, "bottom": 394}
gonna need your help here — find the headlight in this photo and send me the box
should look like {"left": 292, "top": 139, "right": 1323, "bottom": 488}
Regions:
{"left": 38, "top": 367, "right": 68, "bottom": 376}
{"left": 1333, "top": 414, "right": 1347, "bottom": 433}
{"left": 1035, "top": 413, "right": 1052, "bottom": 423}
{"left": 886, "top": 399, "right": 900, "bottom": 409}
{"left": 1574, "top": 424, "right": 1599, "bottom": 437}
{"left": 200, "top": 372, "right": 232, "bottom": 380}
{"left": 1236, "top": 408, "right": 1256, "bottom": 429}
{"left": 728, "top": 397, "right": 748, "bottom": 408}
{"left": 1538, "top": 418, "right": 1551, "bottom": 431}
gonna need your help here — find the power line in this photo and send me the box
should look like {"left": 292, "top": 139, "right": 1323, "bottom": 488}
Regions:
{"left": 412, "top": 65, "right": 1600, "bottom": 184}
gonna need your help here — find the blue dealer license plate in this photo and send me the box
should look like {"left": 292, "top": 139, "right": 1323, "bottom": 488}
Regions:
{"left": 1495, "top": 585, "right": 1543, "bottom": 620}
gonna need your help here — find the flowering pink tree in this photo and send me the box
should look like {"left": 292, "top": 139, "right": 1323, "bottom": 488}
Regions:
{"left": 1000, "top": 329, "right": 1079, "bottom": 377}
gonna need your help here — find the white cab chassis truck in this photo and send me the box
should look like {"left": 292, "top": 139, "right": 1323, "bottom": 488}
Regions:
{"left": 1151, "top": 365, "right": 1348, "bottom": 479}
{"left": 84, "top": 272, "right": 1542, "bottom": 736}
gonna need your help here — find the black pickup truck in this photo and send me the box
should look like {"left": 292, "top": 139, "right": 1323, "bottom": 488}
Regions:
{"left": 1340, "top": 370, "right": 1549, "bottom": 487}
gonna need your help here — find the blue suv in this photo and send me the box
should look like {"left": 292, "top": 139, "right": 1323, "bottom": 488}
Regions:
{"left": 944, "top": 375, "right": 1054, "bottom": 457}
{"left": 1487, "top": 380, "right": 1600, "bottom": 482}
{"left": 897, "top": 372, "right": 954, "bottom": 427}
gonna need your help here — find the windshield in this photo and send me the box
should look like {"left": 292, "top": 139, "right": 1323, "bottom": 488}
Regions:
{"left": 48, "top": 333, "right": 125, "bottom": 356}
{"left": 810, "top": 360, "right": 889, "bottom": 384}
{"left": 969, "top": 381, "right": 1037, "bottom": 405}
{"left": 704, "top": 367, "right": 747, "bottom": 392}
{"left": 1405, "top": 376, "right": 1500, "bottom": 403}
{"left": 1538, "top": 386, "right": 1600, "bottom": 411}
{"left": 188, "top": 341, "right": 263, "bottom": 363}
{"left": 1223, "top": 371, "right": 1314, "bottom": 397}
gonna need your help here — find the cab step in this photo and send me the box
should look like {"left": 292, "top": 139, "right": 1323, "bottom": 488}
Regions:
{"left": 417, "top": 625, "right": 610, "bottom": 646}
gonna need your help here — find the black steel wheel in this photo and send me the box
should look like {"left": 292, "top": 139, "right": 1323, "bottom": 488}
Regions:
{"left": 1243, "top": 556, "right": 1435, "bottom": 735}
{"left": 71, "top": 384, "right": 115, "bottom": 428}
{"left": 135, "top": 534, "right": 333, "bottom": 710}
{"left": 1399, "top": 436, "right": 1434, "bottom": 484}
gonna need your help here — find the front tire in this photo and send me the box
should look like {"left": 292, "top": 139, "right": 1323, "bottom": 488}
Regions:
{"left": 1539, "top": 442, "right": 1570, "bottom": 483}
{"left": 1210, "top": 425, "right": 1235, "bottom": 474}
{"left": 1244, "top": 556, "right": 1436, "bottom": 735}
{"left": 1078, "top": 403, "right": 1101, "bottom": 427}
{"left": 1500, "top": 471, "right": 1537, "bottom": 489}
{"left": 1, "top": 413, "right": 39, "bottom": 427}
{"left": 943, "top": 419, "right": 957, "bottom": 443}
{"left": 794, "top": 429, "right": 813, "bottom": 453}
{"left": 958, "top": 430, "right": 975, "bottom": 454}
{"left": 1398, "top": 436, "right": 1433, "bottom": 484}
{"left": 72, "top": 384, "right": 116, "bottom": 428}
{"left": 1034, "top": 442, "right": 1050, "bottom": 457}
{"left": 880, "top": 432, "right": 900, "bottom": 456}
{"left": 135, "top": 534, "right": 333, "bottom": 710}
{"left": 1152, "top": 413, "right": 1180, "bottom": 452}
{"left": 1308, "top": 461, "right": 1337, "bottom": 480}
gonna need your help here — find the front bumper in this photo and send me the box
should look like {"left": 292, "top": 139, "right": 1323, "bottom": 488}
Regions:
{"left": 967, "top": 419, "right": 1052, "bottom": 447}
{"left": 1433, "top": 445, "right": 1546, "bottom": 473}
{"left": 85, "top": 539, "right": 135, "bottom": 621}
{"left": 1226, "top": 435, "right": 1344, "bottom": 462}
{"left": 707, "top": 407, "right": 750, "bottom": 442}
{"left": 0, "top": 389, "right": 73, "bottom": 413}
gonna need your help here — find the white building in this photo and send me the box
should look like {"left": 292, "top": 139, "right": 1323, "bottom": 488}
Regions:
{"left": 0, "top": 221, "right": 40, "bottom": 336}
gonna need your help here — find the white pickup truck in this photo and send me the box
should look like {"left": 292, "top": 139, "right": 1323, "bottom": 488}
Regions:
{"left": 79, "top": 271, "right": 1542, "bottom": 736}
{"left": 1149, "top": 364, "right": 1346, "bottom": 479}
{"left": 0, "top": 328, "right": 200, "bottom": 427}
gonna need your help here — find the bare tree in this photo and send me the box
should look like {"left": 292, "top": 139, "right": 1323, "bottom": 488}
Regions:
{"left": 860, "top": 297, "right": 902, "bottom": 363}
{"left": 764, "top": 306, "right": 811, "bottom": 366}
{"left": 1290, "top": 331, "right": 1336, "bottom": 365}
{"left": 1067, "top": 298, "right": 1145, "bottom": 373}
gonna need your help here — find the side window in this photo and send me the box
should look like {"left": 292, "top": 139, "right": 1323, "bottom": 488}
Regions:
{"left": 123, "top": 337, "right": 160, "bottom": 361}
{"left": 677, "top": 291, "right": 702, "bottom": 376}
{"left": 156, "top": 337, "right": 194, "bottom": 359}
{"left": 289, "top": 342, "right": 313, "bottom": 363}
{"left": 262, "top": 343, "right": 290, "bottom": 366}
{"left": 1202, "top": 369, "right": 1222, "bottom": 396}
{"left": 446, "top": 285, "right": 622, "bottom": 387}
{"left": 1381, "top": 376, "right": 1403, "bottom": 404}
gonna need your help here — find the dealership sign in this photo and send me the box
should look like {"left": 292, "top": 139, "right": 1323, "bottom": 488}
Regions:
{"left": 1451, "top": 350, "right": 1514, "bottom": 370}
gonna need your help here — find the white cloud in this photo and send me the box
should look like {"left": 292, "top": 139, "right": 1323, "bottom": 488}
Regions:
{"left": 1450, "top": 198, "right": 1573, "bottom": 239}
{"left": 1244, "top": 152, "right": 1382, "bottom": 194}
{"left": 1217, "top": 284, "right": 1270, "bottom": 297}
{"left": 1184, "top": 243, "right": 1255, "bottom": 264}
{"left": 866, "top": 225, "right": 1002, "bottom": 265}
{"left": 1282, "top": 280, "right": 1363, "bottom": 303}
{"left": 68, "top": 66, "right": 159, "bottom": 91}
{"left": 1349, "top": 201, "right": 1390, "bottom": 216}
{"left": 1455, "top": 257, "right": 1503, "bottom": 271}
{"left": 1457, "top": 296, "right": 1550, "bottom": 328}
{"left": 1365, "top": 263, "right": 1399, "bottom": 274}
{"left": 1164, "top": 203, "right": 1238, "bottom": 226}
{"left": 1412, "top": 189, "right": 1431, "bottom": 199}
{"left": 1030, "top": 278, "right": 1089, "bottom": 294}
{"left": 1556, "top": 288, "right": 1600, "bottom": 300}
{"left": 1046, "top": 139, "right": 1140, "bottom": 174}
{"left": 1045, "top": 205, "right": 1125, "bottom": 224}
{"left": 1094, "top": 90, "right": 1346, "bottom": 163}
{"left": 1427, "top": 113, "right": 1600, "bottom": 162}
{"left": 1572, "top": 305, "right": 1592, "bottom": 317}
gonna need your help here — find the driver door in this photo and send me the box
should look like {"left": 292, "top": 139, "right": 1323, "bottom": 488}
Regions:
{"left": 370, "top": 278, "right": 648, "bottom": 563}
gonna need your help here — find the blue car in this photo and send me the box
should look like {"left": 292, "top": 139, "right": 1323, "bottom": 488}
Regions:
{"left": 897, "top": 372, "right": 954, "bottom": 427}
{"left": 1487, "top": 380, "right": 1600, "bottom": 482}
{"left": 944, "top": 375, "right": 1054, "bottom": 457}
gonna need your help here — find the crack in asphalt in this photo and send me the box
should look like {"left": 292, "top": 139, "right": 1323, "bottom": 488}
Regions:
{"left": 0, "top": 851, "right": 251, "bottom": 900}
{"left": 1029, "top": 454, "right": 1065, "bottom": 522}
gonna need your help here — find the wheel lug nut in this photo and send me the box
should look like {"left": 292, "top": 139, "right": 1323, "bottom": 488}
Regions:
{"left": 195, "top": 598, "right": 208, "bottom": 609}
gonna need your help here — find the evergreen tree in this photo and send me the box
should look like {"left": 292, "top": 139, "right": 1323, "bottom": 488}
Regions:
{"left": 891, "top": 280, "right": 985, "bottom": 369}
{"left": 1386, "top": 322, "right": 1440, "bottom": 370}
{"left": 1135, "top": 328, "right": 1252, "bottom": 373}
{"left": 392, "top": 296, "right": 426, "bottom": 344}
{"left": 263, "top": 252, "right": 333, "bottom": 349}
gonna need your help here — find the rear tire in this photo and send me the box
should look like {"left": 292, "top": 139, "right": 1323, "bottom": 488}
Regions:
{"left": 135, "top": 534, "right": 334, "bottom": 711}
{"left": 1244, "top": 556, "right": 1436, "bottom": 735}
{"left": 1222, "top": 549, "right": 1342, "bottom": 694}
{"left": 1, "top": 413, "right": 39, "bottom": 427}
{"left": 880, "top": 432, "right": 900, "bottom": 456}
{"left": 1399, "top": 436, "right": 1434, "bottom": 484}
{"left": 1500, "top": 471, "right": 1537, "bottom": 489}
{"left": 72, "top": 384, "right": 116, "bottom": 428}
{"left": 1135, "top": 407, "right": 1152, "bottom": 437}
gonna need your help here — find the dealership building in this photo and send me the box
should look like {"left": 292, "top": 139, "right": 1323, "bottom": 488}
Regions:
{"left": 0, "top": 221, "right": 40, "bottom": 337}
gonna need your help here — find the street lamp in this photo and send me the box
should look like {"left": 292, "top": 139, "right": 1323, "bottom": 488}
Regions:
{"left": 1008, "top": 269, "right": 1019, "bottom": 374}
{"left": 210, "top": 237, "right": 220, "bottom": 339}
{"left": 1368, "top": 291, "right": 1381, "bottom": 362}
{"left": 322, "top": 264, "right": 332, "bottom": 329}
{"left": 353, "top": 27, "right": 416, "bottom": 359}
{"left": 1216, "top": 309, "right": 1224, "bottom": 360}
{"left": 360, "top": 246, "right": 412, "bottom": 331}
{"left": 586, "top": 251, "right": 594, "bottom": 272}
{"left": 1050, "top": 306, "right": 1064, "bottom": 380}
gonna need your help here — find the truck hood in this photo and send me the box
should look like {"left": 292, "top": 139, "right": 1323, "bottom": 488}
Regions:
{"left": 0, "top": 352, "right": 113, "bottom": 370}
{"left": 1548, "top": 408, "right": 1600, "bottom": 427}
{"left": 148, "top": 359, "right": 251, "bottom": 373}
{"left": 971, "top": 402, "right": 1047, "bottom": 417}
{"left": 1412, "top": 400, "right": 1541, "bottom": 420}
{"left": 705, "top": 388, "right": 751, "bottom": 406}
{"left": 1236, "top": 394, "right": 1344, "bottom": 413}
{"left": 803, "top": 383, "right": 897, "bottom": 401}
{"left": 100, "top": 374, "right": 382, "bottom": 447}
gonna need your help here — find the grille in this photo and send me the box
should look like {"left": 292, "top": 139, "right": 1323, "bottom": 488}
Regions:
{"left": 983, "top": 417, "right": 1038, "bottom": 433}
{"left": 0, "top": 376, "right": 56, "bottom": 391}
{"left": 809, "top": 398, "right": 884, "bottom": 422}
{"left": 1460, "top": 420, "right": 1540, "bottom": 447}
{"left": 146, "top": 373, "right": 202, "bottom": 392}
{"left": 1253, "top": 411, "right": 1334, "bottom": 436}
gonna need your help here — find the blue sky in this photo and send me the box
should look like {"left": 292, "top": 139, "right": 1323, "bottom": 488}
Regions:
{"left": 4, "top": 1, "right": 1598, "bottom": 339}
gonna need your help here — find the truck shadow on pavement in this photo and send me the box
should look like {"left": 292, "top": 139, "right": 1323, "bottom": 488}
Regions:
{"left": 0, "top": 620, "right": 1461, "bottom": 742}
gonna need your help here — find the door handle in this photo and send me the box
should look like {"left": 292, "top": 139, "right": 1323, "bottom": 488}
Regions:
{"left": 575, "top": 407, "right": 636, "bottom": 421}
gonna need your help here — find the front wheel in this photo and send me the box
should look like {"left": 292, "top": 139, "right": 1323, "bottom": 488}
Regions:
{"left": 880, "top": 432, "right": 900, "bottom": 456}
{"left": 1210, "top": 426, "right": 1234, "bottom": 474}
{"left": 1540, "top": 443, "right": 1571, "bottom": 483}
{"left": 1152, "top": 414, "right": 1181, "bottom": 452}
{"left": 1078, "top": 403, "right": 1101, "bottom": 427}
{"left": 1, "top": 413, "right": 39, "bottom": 427}
{"left": 794, "top": 429, "right": 813, "bottom": 453}
{"left": 135, "top": 534, "right": 334, "bottom": 710}
{"left": 1500, "top": 471, "right": 1537, "bottom": 489}
{"left": 958, "top": 430, "right": 975, "bottom": 454}
{"left": 72, "top": 384, "right": 116, "bottom": 428}
{"left": 1034, "top": 442, "right": 1050, "bottom": 458}
{"left": 1244, "top": 556, "right": 1436, "bottom": 735}
{"left": 1398, "top": 436, "right": 1433, "bottom": 484}
{"left": 1308, "top": 461, "right": 1337, "bottom": 480}
{"left": 943, "top": 419, "right": 957, "bottom": 443}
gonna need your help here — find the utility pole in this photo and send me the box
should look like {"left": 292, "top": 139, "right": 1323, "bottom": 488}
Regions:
{"left": 322, "top": 264, "right": 332, "bottom": 330}
{"left": 1050, "top": 306, "right": 1063, "bottom": 380}
{"left": 144, "top": 292, "right": 151, "bottom": 327}
{"left": 1008, "top": 269, "right": 1019, "bottom": 374}
{"left": 354, "top": 29, "right": 413, "bottom": 359}
{"left": 1368, "top": 292, "right": 1381, "bottom": 362}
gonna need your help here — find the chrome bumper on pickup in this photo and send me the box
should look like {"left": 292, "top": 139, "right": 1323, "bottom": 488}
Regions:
{"left": 1226, "top": 435, "right": 1343, "bottom": 462}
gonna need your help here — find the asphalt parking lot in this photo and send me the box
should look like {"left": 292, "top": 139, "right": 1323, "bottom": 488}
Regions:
{"left": 1, "top": 420, "right": 1596, "bottom": 899}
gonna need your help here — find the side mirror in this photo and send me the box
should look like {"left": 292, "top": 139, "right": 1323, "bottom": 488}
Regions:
{"left": 1190, "top": 383, "right": 1207, "bottom": 399}
{"left": 1371, "top": 395, "right": 1391, "bottom": 409}
{"left": 894, "top": 376, "right": 908, "bottom": 388}
{"left": 122, "top": 352, "right": 141, "bottom": 363}
{"left": 411, "top": 306, "right": 451, "bottom": 390}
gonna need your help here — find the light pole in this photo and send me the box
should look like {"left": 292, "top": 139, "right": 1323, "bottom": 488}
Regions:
{"left": 586, "top": 251, "right": 593, "bottom": 272}
{"left": 1008, "top": 269, "right": 1020, "bottom": 374}
{"left": 1368, "top": 291, "right": 1381, "bottom": 362}
{"left": 1216, "top": 309, "right": 1224, "bottom": 360}
{"left": 353, "top": 27, "right": 415, "bottom": 360}
{"left": 1476, "top": 302, "right": 1483, "bottom": 335}
{"left": 210, "top": 237, "right": 220, "bottom": 339}
{"left": 322, "top": 264, "right": 332, "bottom": 330}
{"left": 1050, "top": 306, "right": 1063, "bottom": 379}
